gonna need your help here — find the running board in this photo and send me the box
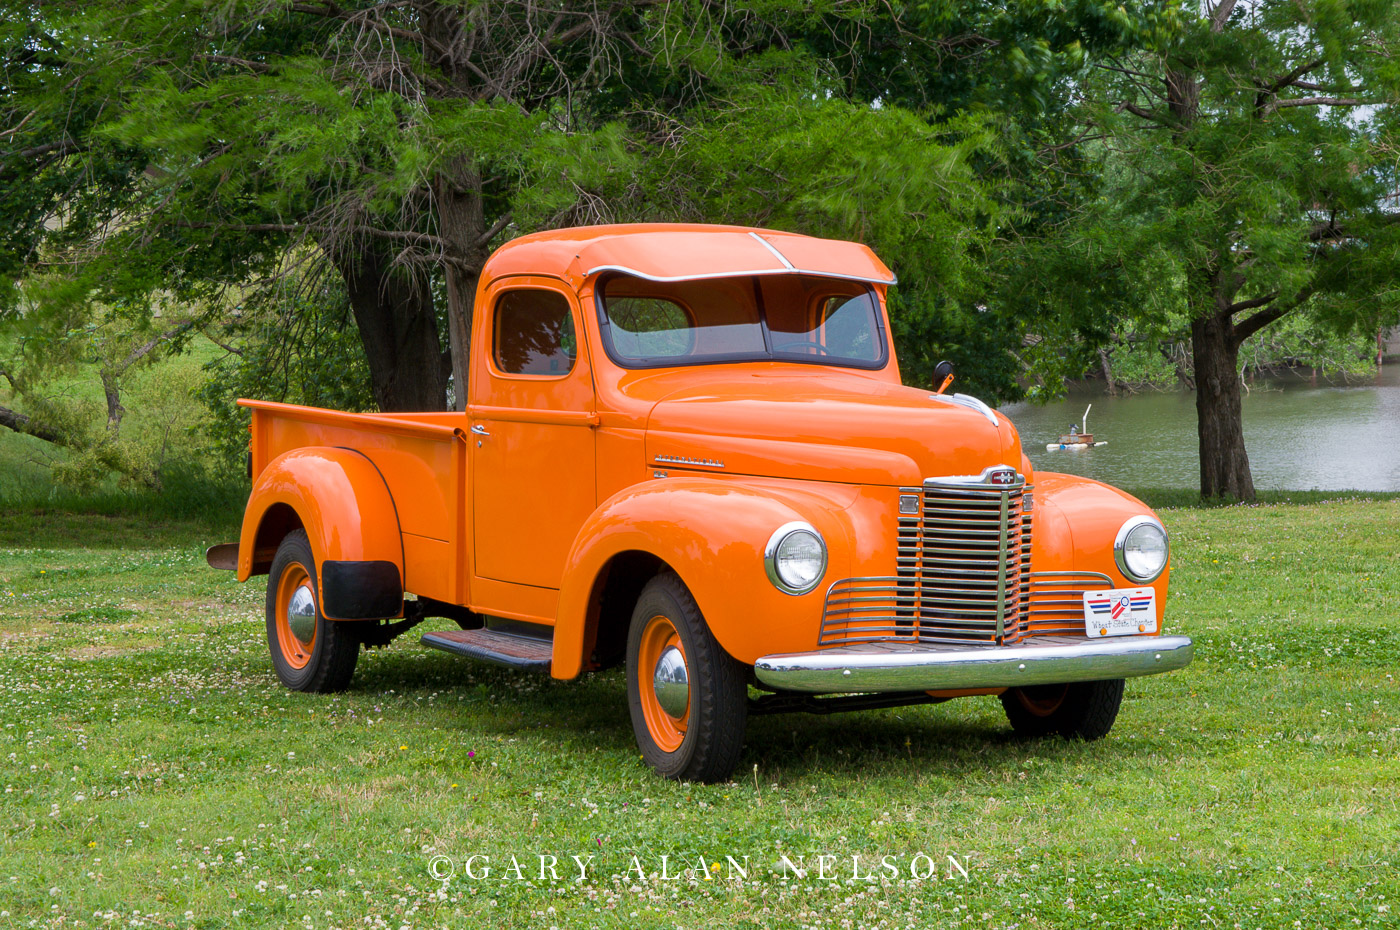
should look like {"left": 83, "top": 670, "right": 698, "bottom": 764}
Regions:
{"left": 421, "top": 627, "right": 552, "bottom": 672}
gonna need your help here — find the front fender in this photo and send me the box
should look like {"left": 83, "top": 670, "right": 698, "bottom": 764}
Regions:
{"left": 552, "top": 477, "right": 866, "bottom": 679}
{"left": 237, "top": 447, "right": 404, "bottom": 620}
{"left": 1032, "top": 472, "right": 1171, "bottom": 610}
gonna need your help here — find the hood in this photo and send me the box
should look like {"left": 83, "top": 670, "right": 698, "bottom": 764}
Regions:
{"left": 633, "top": 366, "right": 1024, "bottom": 486}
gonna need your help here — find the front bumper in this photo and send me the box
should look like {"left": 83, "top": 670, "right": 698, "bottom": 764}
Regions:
{"left": 753, "top": 634, "right": 1194, "bottom": 694}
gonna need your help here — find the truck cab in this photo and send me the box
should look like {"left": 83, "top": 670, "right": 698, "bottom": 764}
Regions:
{"left": 213, "top": 224, "right": 1192, "bottom": 782}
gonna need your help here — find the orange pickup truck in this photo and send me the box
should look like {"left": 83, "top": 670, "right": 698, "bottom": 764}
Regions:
{"left": 209, "top": 224, "right": 1192, "bottom": 782}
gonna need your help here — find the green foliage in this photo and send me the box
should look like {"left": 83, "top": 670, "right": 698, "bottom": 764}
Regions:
{"left": 199, "top": 279, "right": 375, "bottom": 465}
{"left": 1079, "top": 1, "right": 1400, "bottom": 335}
{"left": 1102, "top": 309, "right": 1381, "bottom": 392}
{"left": 11, "top": 0, "right": 1400, "bottom": 493}
{"left": 633, "top": 82, "right": 1010, "bottom": 392}
{"left": 0, "top": 285, "right": 214, "bottom": 491}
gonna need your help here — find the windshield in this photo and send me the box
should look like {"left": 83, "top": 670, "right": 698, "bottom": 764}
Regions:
{"left": 596, "top": 273, "right": 887, "bottom": 370}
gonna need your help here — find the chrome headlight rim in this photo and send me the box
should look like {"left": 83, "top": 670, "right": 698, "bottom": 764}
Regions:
{"left": 764, "top": 521, "right": 827, "bottom": 596}
{"left": 1114, "top": 515, "right": 1169, "bottom": 583}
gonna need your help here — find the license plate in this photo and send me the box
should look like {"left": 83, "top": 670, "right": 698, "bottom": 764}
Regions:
{"left": 1083, "top": 587, "right": 1157, "bottom": 637}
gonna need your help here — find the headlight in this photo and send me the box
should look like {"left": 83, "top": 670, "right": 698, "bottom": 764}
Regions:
{"left": 764, "top": 522, "right": 827, "bottom": 595}
{"left": 1115, "top": 516, "right": 1169, "bottom": 583}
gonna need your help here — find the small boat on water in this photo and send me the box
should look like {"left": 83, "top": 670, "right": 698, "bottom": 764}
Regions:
{"left": 1046, "top": 404, "right": 1108, "bottom": 451}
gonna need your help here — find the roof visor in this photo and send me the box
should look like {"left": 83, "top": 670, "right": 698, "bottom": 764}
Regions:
{"left": 572, "top": 230, "right": 897, "bottom": 286}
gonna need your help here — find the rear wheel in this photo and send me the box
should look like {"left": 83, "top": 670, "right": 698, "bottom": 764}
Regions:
{"left": 266, "top": 530, "right": 359, "bottom": 692}
{"left": 1000, "top": 679, "right": 1124, "bottom": 740}
{"left": 626, "top": 572, "right": 747, "bottom": 782}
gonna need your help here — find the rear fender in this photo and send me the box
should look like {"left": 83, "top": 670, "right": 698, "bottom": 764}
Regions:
{"left": 552, "top": 477, "right": 862, "bottom": 679}
{"left": 237, "top": 447, "right": 405, "bottom": 620}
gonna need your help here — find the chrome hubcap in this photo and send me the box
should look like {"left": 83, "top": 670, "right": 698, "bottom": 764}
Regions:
{"left": 286, "top": 584, "right": 317, "bottom": 646}
{"left": 652, "top": 645, "right": 689, "bottom": 718}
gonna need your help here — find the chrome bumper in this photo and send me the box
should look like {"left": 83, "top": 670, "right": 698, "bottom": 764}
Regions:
{"left": 753, "top": 635, "right": 1194, "bottom": 694}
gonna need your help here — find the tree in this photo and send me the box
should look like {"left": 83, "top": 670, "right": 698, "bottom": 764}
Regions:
{"left": 1067, "top": 0, "right": 1400, "bottom": 498}
{"left": 5, "top": 1, "right": 1012, "bottom": 418}
{"left": 4, "top": 1, "right": 646, "bottom": 416}
{"left": 613, "top": 0, "right": 1175, "bottom": 397}
{"left": 4, "top": 0, "right": 1184, "bottom": 483}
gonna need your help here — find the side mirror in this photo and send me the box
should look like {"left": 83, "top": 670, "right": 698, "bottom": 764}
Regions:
{"left": 933, "top": 360, "right": 955, "bottom": 395}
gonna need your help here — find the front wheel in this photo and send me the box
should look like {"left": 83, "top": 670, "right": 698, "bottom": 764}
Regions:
{"left": 266, "top": 530, "right": 359, "bottom": 692}
{"left": 1000, "top": 679, "right": 1124, "bottom": 740}
{"left": 626, "top": 572, "right": 747, "bottom": 782}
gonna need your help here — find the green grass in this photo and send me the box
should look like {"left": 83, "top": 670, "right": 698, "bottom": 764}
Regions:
{"left": 1127, "top": 487, "right": 1400, "bottom": 510}
{"left": 1, "top": 500, "right": 1398, "bottom": 928}
{"left": 0, "top": 334, "right": 247, "bottom": 528}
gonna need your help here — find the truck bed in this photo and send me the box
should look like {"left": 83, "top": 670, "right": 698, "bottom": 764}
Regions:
{"left": 242, "top": 400, "right": 471, "bottom": 606}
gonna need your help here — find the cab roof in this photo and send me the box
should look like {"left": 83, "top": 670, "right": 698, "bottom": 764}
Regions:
{"left": 480, "top": 223, "right": 896, "bottom": 288}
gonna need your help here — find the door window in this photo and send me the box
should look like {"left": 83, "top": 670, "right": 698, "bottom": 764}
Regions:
{"left": 493, "top": 289, "right": 577, "bottom": 376}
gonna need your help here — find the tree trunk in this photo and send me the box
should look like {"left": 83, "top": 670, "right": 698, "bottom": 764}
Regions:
{"left": 1098, "top": 346, "right": 1117, "bottom": 396}
{"left": 434, "top": 167, "right": 490, "bottom": 413}
{"left": 337, "top": 251, "right": 449, "bottom": 412}
{"left": 1163, "top": 61, "right": 1258, "bottom": 500}
{"left": 1191, "top": 311, "right": 1255, "bottom": 500}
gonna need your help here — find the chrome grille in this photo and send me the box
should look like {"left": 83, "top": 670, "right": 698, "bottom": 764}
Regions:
{"left": 1022, "top": 571, "right": 1113, "bottom": 637}
{"left": 820, "top": 468, "right": 1033, "bottom": 648}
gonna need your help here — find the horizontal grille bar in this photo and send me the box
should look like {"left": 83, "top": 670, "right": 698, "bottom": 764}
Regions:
{"left": 1017, "top": 571, "right": 1114, "bottom": 637}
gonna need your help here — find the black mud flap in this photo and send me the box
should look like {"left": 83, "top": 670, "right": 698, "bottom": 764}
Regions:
{"left": 320, "top": 560, "right": 403, "bottom": 620}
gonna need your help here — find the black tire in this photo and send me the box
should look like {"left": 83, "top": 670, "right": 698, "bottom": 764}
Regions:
{"left": 265, "top": 530, "right": 359, "bottom": 693}
{"left": 626, "top": 571, "right": 748, "bottom": 782}
{"left": 1000, "top": 679, "right": 1124, "bottom": 740}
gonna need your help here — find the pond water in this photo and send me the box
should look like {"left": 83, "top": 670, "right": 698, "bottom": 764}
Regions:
{"left": 997, "top": 366, "right": 1400, "bottom": 491}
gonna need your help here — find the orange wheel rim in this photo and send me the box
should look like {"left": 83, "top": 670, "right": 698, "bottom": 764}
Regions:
{"left": 274, "top": 563, "right": 316, "bottom": 670}
{"left": 1016, "top": 684, "right": 1068, "bottom": 717}
{"left": 637, "top": 614, "right": 689, "bottom": 753}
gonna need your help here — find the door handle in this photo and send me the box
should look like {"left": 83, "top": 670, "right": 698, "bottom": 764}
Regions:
{"left": 470, "top": 424, "right": 490, "bottom": 436}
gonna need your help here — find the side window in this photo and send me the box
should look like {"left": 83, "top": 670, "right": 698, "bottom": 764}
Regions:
{"left": 817, "top": 293, "right": 880, "bottom": 361}
{"left": 494, "top": 289, "right": 577, "bottom": 376}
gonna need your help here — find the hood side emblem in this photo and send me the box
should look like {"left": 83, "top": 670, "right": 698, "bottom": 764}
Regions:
{"left": 655, "top": 453, "right": 726, "bottom": 469}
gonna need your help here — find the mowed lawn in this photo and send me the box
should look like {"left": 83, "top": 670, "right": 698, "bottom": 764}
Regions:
{"left": 1, "top": 500, "right": 1397, "bottom": 928}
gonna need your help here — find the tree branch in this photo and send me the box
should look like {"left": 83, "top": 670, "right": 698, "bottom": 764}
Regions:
{"left": 0, "top": 404, "right": 67, "bottom": 446}
{"left": 288, "top": 2, "right": 453, "bottom": 60}
{"left": 1266, "top": 57, "right": 1326, "bottom": 93}
{"left": 1270, "top": 96, "right": 1367, "bottom": 111}
{"left": 0, "top": 138, "right": 87, "bottom": 179}
{"left": 172, "top": 219, "right": 456, "bottom": 253}
{"left": 1231, "top": 302, "right": 1292, "bottom": 346}
{"left": 1227, "top": 293, "right": 1279, "bottom": 315}
{"left": 201, "top": 327, "right": 244, "bottom": 358}
{"left": 1116, "top": 101, "right": 1165, "bottom": 124}
{"left": 0, "top": 109, "right": 35, "bottom": 139}
{"left": 99, "top": 321, "right": 196, "bottom": 437}
{"left": 1209, "top": 0, "right": 1238, "bottom": 33}
{"left": 196, "top": 53, "right": 271, "bottom": 73}
{"left": 473, "top": 212, "right": 513, "bottom": 250}
{"left": 1098, "top": 63, "right": 1164, "bottom": 84}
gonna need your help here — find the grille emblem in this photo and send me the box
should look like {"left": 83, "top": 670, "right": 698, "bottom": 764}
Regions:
{"left": 987, "top": 467, "right": 1017, "bottom": 486}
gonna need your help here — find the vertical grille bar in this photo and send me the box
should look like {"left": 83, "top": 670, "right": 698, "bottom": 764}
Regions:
{"left": 994, "top": 490, "right": 1010, "bottom": 643}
